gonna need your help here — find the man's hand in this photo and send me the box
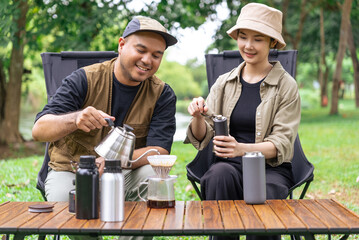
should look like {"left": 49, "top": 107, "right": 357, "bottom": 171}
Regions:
{"left": 96, "top": 157, "right": 105, "bottom": 177}
{"left": 32, "top": 106, "right": 116, "bottom": 142}
{"left": 75, "top": 106, "right": 115, "bottom": 132}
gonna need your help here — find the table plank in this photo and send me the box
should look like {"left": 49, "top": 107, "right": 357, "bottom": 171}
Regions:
{"left": 284, "top": 199, "right": 328, "bottom": 233}
{"left": 234, "top": 200, "right": 264, "bottom": 233}
{"left": 20, "top": 202, "right": 68, "bottom": 233}
{"left": 60, "top": 215, "right": 86, "bottom": 233}
{"left": 267, "top": 200, "right": 307, "bottom": 233}
{"left": 184, "top": 201, "right": 203, "bottom": 234}
{"left": 0, "top": 202, "right": 26, "bottom": 216}
{"left": 122, "top": 202, "right": 150, "bottom": 234}
{"left": 162, "top": 201, "right": 185, "bottom": 234}
{"left": 81, "top": 218, "right": 105, "bottom": 234}
{"left": 300, "top": 199, "right": 350, "bottom": 233}
{"left": 101, "top": 201, "right": 136, "bottom": 234}
{"left": 0, "top": 201, "right": 9, "bottom": 207}
{"left": 142, "top": 207, "right": 167, "bottom": 234}
{"left": 0, "top": 202, "right": 34, "bottom": 226}
{"left": 203, "top": 200, "right": 224, "bottom": 234}
{"left": 39, "top": 204, "right": 74, "bottom": 233}
{"left": 1, "top": 202, "right": 58, "bottom": 231}
{"left": 319, "top": 199, "right": 359, "bottom": 232}
{"left": 253, "top": 202, "right": 286, "bottom": 233}
{"left": 218, "top": 200, "right": 245, "bottom": 234}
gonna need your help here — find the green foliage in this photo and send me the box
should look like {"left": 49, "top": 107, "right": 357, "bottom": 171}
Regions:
{"left": 299, "top": 88, "right": 320, "bottom": 109}
{"left": 156, "top": 59, "right": 202, "bottom": 100}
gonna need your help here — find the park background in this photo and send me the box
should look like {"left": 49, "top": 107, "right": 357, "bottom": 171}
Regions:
{"left": 1, "top": 0, "right": 359, "bottom": 239}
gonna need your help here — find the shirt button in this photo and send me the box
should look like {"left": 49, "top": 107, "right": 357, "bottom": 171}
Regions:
{"left": 257, "top": 112, "right": 260, "bottom": 116}
{"left": 262, "top": 83, "right": 265, "bottom": 86}
{"left": 257, "top": 132, "right": 261, "bottom": 136}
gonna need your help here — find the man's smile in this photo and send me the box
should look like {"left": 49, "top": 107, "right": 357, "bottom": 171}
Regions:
{"left": 136, "top": 64, "right": 151, "bottom": 71}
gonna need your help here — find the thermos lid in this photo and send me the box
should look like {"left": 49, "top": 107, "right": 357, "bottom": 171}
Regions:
{"left": 213, "top": 115, "right": 227, "bottom": 121}
{"left": 244, "top": 151, "right": 264, "bottom": 158}
{"left": 104, "top": 160, "right": 122, "bottom": 172}
{"left": 79, "top": 155, "right": 96, "bottom": 168}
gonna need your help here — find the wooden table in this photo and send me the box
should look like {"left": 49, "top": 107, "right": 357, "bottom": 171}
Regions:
{"left": 1, "top": 199, "right": 359, "bottom": 240}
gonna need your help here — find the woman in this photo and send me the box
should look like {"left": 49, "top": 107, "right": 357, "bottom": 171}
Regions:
{"left": 185, "top": 3, "right": 301, "bottom": 239}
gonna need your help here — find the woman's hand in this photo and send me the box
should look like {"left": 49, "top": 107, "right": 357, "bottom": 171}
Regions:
{"left": 187, "top": 97, "right": 208, "bottom": 141}
{"left": 213, "top": 135, "right": 244, "bottom": 158}
{"left": 187, "top": 97, "right": 208, "bottom": 118}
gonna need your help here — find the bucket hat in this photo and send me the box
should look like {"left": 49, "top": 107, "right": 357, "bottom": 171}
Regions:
{"left": 227, "top": 3, "right": 286, "bottom": 49}
{"left": 122, "top": 16, "right": 177, "bottom": 48}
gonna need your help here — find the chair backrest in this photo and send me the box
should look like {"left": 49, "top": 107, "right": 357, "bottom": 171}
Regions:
{"left": 205, "top": 49, "right": 298, "bottom": 90}
{"left": 186, "top": 49, "right": 314, "bottom": 200}
{"left": 41, "top": 51, "right": 118, "bottom": 101}
{"left": 37, "top": 51, "right": 118, "bottom": 200}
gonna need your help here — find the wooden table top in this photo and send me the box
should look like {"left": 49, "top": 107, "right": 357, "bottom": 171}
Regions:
{"left": 1, "top": 199, "right": 359, "bottom": 237}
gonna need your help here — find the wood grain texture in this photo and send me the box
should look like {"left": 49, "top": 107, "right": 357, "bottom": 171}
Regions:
{"left": 218, "top": 200, "right": 245, "bottom": 234}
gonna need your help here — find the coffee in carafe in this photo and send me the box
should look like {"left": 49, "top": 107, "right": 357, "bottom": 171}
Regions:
{"left": 138, "top": 175, "right": 177, "bottom": 208}
{"left": 138, "top": 155, "right": 177, "bottom": 208}
{"left": 147, "top": 199, "right": 176, "bottom": 208}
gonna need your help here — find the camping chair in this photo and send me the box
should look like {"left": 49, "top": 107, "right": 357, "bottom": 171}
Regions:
{"left": 186, "top": 49, "right": 314, "bottom": 200}
{"left": 37, "top": 51, "right": 118, "bottom": 200}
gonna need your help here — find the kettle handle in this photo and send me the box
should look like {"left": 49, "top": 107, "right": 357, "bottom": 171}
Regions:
{"left": 104, "top": 118, "right": 115, "bottom": 129}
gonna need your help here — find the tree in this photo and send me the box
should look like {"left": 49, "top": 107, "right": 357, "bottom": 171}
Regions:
{"left": 0, "top": 0, "right": 125, "bottom": 145}
{"left": 347, "top": 21, "right": 359, "bottom": 108}
{"left": 156, "top": 59, "right": 202, "bottom": 100}
{"left": 0, "top": 0, "right": 28, "bottom": 144}
{"left": 318, "top": 7, "right": 329, "bottom": 107}
{"left": 0, "top": 0, "right": 227, "bottom": 145}
{"left": 330, "top": 0, "right": 353, "bottom": 115}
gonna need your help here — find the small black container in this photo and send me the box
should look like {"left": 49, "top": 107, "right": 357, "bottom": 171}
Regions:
{"left": 68, "top": 189, "right": 76, "bottom": 213}
{"left": 75, "top": 155, "right": 99, "bottom": 219}
{"left": 213, "top": 115, "right": 228, "bottom": 136}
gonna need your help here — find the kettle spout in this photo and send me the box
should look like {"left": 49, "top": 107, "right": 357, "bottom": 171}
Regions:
{"left": 131, "top": 149, "right": 160, "bottom": 162}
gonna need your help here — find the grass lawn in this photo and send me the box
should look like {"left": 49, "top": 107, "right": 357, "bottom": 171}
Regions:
{"left": 1, "top": 99, "right": 359, "bottom": 239}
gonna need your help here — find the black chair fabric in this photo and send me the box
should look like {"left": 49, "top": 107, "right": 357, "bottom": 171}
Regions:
{"left": 186, "top": 50, "right": 314, "bottom": 200}
{"left": 37, "top": 51, "right": 118, "bottom": 200}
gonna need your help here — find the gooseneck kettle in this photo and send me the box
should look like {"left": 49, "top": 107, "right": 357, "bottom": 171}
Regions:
{"left": 94, "top": 118, "right": 159, "bottom": 168}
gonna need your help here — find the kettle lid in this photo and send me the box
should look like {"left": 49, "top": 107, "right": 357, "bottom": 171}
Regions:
{"left": 123, "top": 124, "right": 134, "bottom": 132}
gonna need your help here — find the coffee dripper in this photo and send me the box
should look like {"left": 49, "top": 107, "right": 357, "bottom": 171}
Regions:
{"left": 94, "top": 118, "right": 160, "bottom": 168}
{"left": 137, "top": 155, "right": 177, "bottom": 208}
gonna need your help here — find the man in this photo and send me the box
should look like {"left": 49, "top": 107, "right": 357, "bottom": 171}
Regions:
{"left": 32, "top": 16, "right": 177, "bottom": 203}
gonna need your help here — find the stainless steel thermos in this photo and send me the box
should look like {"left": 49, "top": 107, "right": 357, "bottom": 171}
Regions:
{"left": 100, "top": 160, "right": 124, "bottom": 222}
{"left": 76, "top": 155, "right": 99, "bottom": 219}
{"left": 213, "top": 115, "right": 228, "bottom": 136}
{"left": 242, "top": 151, "right": 266, "bottom": 204}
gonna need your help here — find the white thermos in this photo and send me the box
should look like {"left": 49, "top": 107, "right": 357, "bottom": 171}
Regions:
{"left": 242, "top": 151, "right": 266, "bottom": 204}
{"left": 100, "top": 160, "right": 124, "bottom": 222}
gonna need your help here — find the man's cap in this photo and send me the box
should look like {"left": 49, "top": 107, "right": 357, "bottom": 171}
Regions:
{"left": 227, "top": 3, "right": 286, "bottom": 49}
{"left": 122, "top": 16, "right": 178, "bottom": 48}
